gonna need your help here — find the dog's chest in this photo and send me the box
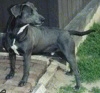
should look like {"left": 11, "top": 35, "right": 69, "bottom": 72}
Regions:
{"left": 10, "top": 24, "right": 29, "bottom": 55}
{"left": 11, "top": 39, "right": 19, "bottom": 55}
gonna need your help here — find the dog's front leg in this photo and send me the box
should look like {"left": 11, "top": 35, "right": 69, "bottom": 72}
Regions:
{"left": 18, "top": 54, "right": 31, "bottom": 87}
{"left": 6, "top": 52, "right": 16, "bottom": 79}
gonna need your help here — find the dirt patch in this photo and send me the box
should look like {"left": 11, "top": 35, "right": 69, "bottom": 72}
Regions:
{"left": 46, "top": 69, "right": 100, "bottom": 93}
{"left": 46, "top": 69, "right": 74, "bottom": 93}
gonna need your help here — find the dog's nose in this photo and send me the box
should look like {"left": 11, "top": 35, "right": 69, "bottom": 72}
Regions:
{"left": 39, "top": 17, "right": 45, "bottom": 25}
{"left": 35, "top": 18, "right": 44, "bottom": 26}
{"left": 40, "top": 16, "right": 45, "bottom": 22}
{"left": 41, "top": 18, "right": 45, "bottom": 23}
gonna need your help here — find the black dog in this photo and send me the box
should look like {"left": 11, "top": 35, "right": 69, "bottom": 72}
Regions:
{"left": 3, "top": 2, "right": 95, "bottom": 89}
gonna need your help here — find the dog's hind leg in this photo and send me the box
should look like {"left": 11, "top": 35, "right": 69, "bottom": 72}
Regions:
{"left": 66, "top": 53, "right": 80, "bottom": 89}
{"left": 5, "top": 50, "right": 16, "bottom": 80}
{"left": 58, "top": 36, "right": 80, "bottom": 89}
{"left": 18, "top": 54, "right": 31, "bottom": 87}
{"left": 55, "top": 51, "right": 73, "bottom": 74}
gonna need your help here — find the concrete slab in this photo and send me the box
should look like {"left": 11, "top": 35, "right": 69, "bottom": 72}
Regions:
{"left": 0, "top": 59, "right": 47, "bottom": 93}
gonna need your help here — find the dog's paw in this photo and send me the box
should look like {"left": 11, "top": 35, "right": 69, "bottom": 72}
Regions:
{"left": 5, "top": 73, "right": 14, "bottom": 80}
{"left": 18, "top": 80, "right": 27, "bottom": 87}
{"left": 75, "top": 85, "right": 80, "bottom": 90}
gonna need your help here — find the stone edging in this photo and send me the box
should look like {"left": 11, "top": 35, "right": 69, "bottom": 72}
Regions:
{"left": 32, "top": 62, "right": 58, "bottom": 93}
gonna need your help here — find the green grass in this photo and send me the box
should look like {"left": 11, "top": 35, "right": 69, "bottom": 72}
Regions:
{"left": 77, "top": 23, "right": 100, "bottom": 83}
{"left": 58, "top": 23, "right": 100, "bottom": 93}
{"left": 58, "top": 85, "right": 86, "bottom": 93}
{"left": 91, "top": 87, "right": 100, "bottom": 93}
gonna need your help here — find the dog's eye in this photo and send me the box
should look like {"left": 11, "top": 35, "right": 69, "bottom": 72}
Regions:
{"left": 21, "top": 5, "right": 33, "bottom": 17}
{"left": 28, "top": 11, "right": 32, "bottom": 15}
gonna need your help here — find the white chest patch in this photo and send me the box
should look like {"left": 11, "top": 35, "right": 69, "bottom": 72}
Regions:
{"left": 11, "top": 39, "right": 19, "bottom": 55}
{"left": 10, "top": 24, "right": 29, "bottom": 55}
{"left": 17, "top": 24, "right": 29, "bottom": 35}
{"left": 51, "top": 52, "right": 55, "bottom": 56}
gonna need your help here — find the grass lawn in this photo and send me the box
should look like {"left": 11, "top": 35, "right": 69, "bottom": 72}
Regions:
{"left": 91, "top": 87, "right": 100, "bottom": 93}
{"left": 58, "top": 23, "right": 100, "bottom": 93}
{"left": 77, "top": 23, "right": 100, "bottom": 83}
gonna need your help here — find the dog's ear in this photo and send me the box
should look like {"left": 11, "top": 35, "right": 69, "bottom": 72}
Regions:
{"left": 10, "top": 2, "right": 45, "bottom": 25}
{"left": 10, "top": 4, "right": 21, "bottom": 17}
{"left": 24, "top": 2, "right": 45, "bottom": 21}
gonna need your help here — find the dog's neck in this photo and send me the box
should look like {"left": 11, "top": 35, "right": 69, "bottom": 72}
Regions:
{"left": 10, "top": 24, "right": 29, "bottom": 55}
{"left": 17, "top": 24, "right": 29, "bottom": 34}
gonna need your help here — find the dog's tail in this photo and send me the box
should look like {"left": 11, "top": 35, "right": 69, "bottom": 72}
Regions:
{"left": 68, "top": 30, "right": 95, "bottom": 36}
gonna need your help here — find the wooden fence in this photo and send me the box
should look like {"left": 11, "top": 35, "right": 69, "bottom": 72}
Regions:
{"left": 58, "top": 0, "right": 92, "bottom": 28}
{"left": 0, "top": 0, "right": 92, "bottom": 31}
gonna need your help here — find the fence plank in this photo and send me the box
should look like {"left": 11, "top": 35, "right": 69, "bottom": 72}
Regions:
{"left": 0, "top": 0, "right": 92, "bottom": 30}
{"left": 58, "top": 0, "right": 92, "bottom": 28}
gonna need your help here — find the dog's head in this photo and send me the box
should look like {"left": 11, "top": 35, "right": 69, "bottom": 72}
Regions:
{"left": 10, "top": 2, "right": 45, "bottom": 26}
